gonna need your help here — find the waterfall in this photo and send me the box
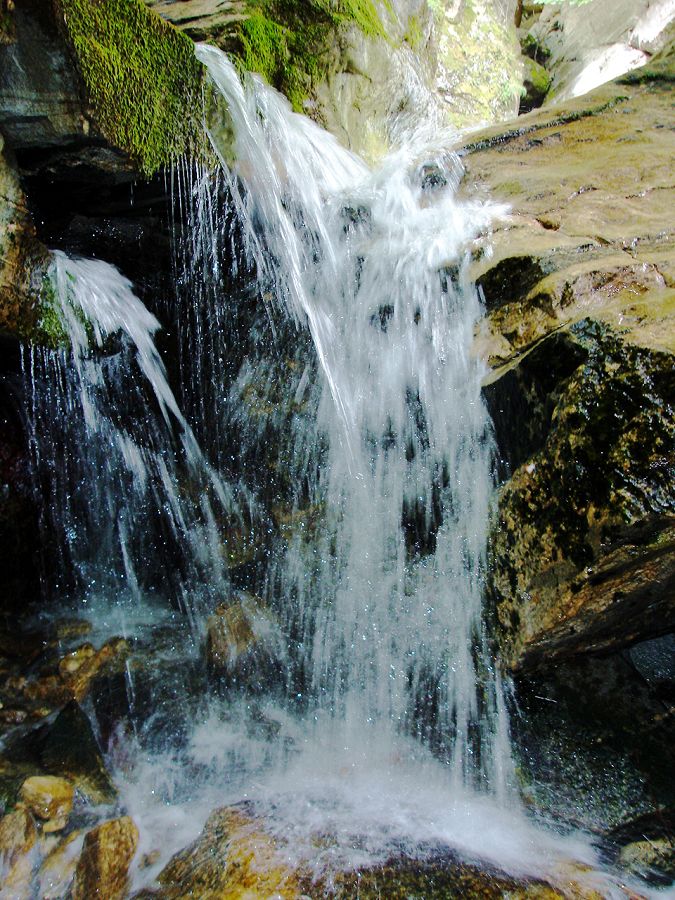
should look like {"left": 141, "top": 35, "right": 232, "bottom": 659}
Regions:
{"left": 25, "top": 251, "right": 236, "bottom": 635}
{"left": 193, "top": 42, "right": 514, "bottom": 794}
{"left": 24, "top": 44, "right": 620, "bottom": 895}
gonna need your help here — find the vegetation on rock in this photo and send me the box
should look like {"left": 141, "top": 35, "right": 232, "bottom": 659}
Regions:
{"left": 231, "top": 0, "right": 391, "bottom": 112}
{"left": 55, "top": 0, "right": 207, "bottom": 176}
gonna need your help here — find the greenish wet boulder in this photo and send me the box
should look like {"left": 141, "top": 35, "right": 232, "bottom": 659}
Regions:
{"left": 520, "top": 55, "right": 551, "bottom": 111}
{"left": 5, "top": 701, "right": 116, "bottom": 803}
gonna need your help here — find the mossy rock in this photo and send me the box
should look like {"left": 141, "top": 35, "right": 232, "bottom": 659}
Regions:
{"left": 520, "top": 55, "right": 551, "bottom": 112}
{"left": 54, "top": 0, "right": 208, "bottom": 176}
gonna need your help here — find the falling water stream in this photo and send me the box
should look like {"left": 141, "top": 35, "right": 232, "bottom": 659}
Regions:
{"left": 23, "top": 44, "right": 651, "bottom": 897}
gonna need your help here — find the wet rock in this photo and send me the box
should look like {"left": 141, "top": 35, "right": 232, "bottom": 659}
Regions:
{"left": 318, "top": 856, "right": 569, "bottom": 898}
{"left": 18, "top": 775, "right": 74, "bottom": 833}
{"left": 459, "top": 45, "right": 675, "bottom": 673}
{"left": 38, "top": 829, "right": 85, "bottom": 900}
{"left": 206, "top": 595, "right": 286, "bottom": 693}
{"left": 57, "top": 644, "right": 96, "bottom": 679}
{"left": 6, "top": 701, "right": 116, "bottom": 803}
{"left": 0, "top": 806, "right": 38, "bottom": 895}
{"left": 153, "top": 806, "right": 300, "bottom": 898}
{"left": 513, "top": 654, "right": 675, "bottom": 833}
{"left": 520, "top": 56, "right": 551, "bottom": 112}
{"left": 434, "top": 0, "right": 524, "bottom": 130}
{"left": 0, "top": 135, "right": 51, "bottom": 343}
{"left": 0, "top": 0, "right": 206, "bottom": 180}
{"left": 72, "top": 816, "right": 139, "bottom": 900}
{"left": 59, "top": 637, "right": 130, "bottom": 703}
{"left": 488, "top": 321, "right": 675, "bottom": 671}
{"left": 53, "top": 620, "right": 92, "bottom": 642}
{"left": 619, "top": 838, "right": 675, "bottom": 881}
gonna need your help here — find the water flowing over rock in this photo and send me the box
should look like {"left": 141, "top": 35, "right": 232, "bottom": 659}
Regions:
{"left": 71, "top": 816, "right": 139, "bottom": 900}
{"left": 1, "top": 2, "right": 674, "bottom": 897}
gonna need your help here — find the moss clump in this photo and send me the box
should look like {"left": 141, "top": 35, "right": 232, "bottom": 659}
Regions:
{"left": 32, "top": 270, "right": 69, "bottom": 349}
{"left": 56, "top": 0, "right": 206, "bottom": 177}
{"left": 233, "top": 0, "right": 390, "bottom": 112}
{"left": 404, "top": 14, "right": 423, "bottom": 49}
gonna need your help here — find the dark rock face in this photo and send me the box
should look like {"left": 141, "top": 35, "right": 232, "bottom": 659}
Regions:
{"left": 458, "top": 40, "right": 675, "bottom": 673}
{"left": 488, "top": 320, "right": 675, "bottom": 671}
{"left": 513, "top": 649, "right": 675, "bottom": 842}
{"left": 5, "top": 700, "right": 116, "bottom": 802}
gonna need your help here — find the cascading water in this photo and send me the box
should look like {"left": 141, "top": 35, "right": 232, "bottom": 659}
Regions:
{"left": 192, "top": 43, "right": 514, "bottom": 796}
{"left": 26, "top": 251, "right": 236, "bottom": 634}
{"left": 23, "top": 43, "right": 642, "bottom": 898}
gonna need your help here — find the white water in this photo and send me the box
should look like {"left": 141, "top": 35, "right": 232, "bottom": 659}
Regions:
{"left": 194, "top": 41, "right": 513, "bottom": 792}
{"left": 24, "top": 45, "right": 659, "bottom": 899}
{"left": 26, "top": 251, "right": 237, "bottom": 635}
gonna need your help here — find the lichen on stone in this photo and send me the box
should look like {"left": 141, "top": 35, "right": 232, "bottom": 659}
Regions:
{"left": 55, "top": 0, "right": 207, "bottom": 177}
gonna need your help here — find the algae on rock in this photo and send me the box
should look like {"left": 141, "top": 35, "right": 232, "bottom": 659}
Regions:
{"left": 55, "top": 0, "right": 208, "bottom": 177}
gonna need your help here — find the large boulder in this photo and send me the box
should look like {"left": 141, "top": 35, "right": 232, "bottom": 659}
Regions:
{"left": 150, "top": 805, "right": 301, "bottom": 898}
{"left": 149, "top": 0, "right": 523, "bottom": 159}
{"left": 453, "top": 43, "right": 675, "bottom": 671}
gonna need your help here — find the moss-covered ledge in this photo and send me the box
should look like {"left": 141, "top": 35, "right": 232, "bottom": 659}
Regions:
{"left": 53, "top": 0, "right": 209, "bottom": 177}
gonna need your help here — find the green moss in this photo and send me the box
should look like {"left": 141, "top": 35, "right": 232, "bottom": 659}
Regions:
{"left": 233, "top": 0, "right": 390, "bottom": 112}
{"left": 33, "top": 270, "right": 69, "bottom": 349}
{"left": 0, "top": 5, "right": 15, "bottom": 45}
{"left": 56, "top": 0, "right": 207, "bottom": 177}
{"left": 404, "top": 14, "right": 422, "bottom": 49}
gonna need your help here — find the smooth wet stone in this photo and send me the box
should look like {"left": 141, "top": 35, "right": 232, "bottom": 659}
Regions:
{"left": 152, "top": 806, "right": 301, "bottom": 898}
{"left": 38, "top": 830, "right": 85, "bottom": 900}
{"left": 18, "top": 775, "right": 74, "bottom": 829}
{"left": 72, "top": 816, "right": 139, "bottom": 900}
{"left": 0, "top": 806, "right": 38, "bottom": 895}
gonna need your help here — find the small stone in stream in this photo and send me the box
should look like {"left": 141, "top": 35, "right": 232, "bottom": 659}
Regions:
{"left": 71, "top": 816, "right": 139, "bottom": 900}
{"left": 0, "top": 806, "right": 38, "bottom": 893}
{"left": 23, "top": 675, "right": 72, "bottom": 707}
{"left": 54, "top": 619, "right": 93, "bottom": 641}
{"left": 0, "top": 707, "right": 28, "bottom": 724}
{"left": 58, "top": 643, "right": 96, "bottom": 678}
{"left": 38, "top": 830, "right": 85, "bottom": 900}
{"left": 139, "top": 848, "right": 161, "bottom": 868}
{"left": 19, "top": 775, "right": 74, "bottom": 828}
